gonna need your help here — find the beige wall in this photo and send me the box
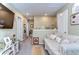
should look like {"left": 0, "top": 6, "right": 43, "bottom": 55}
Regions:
{"left": 0, "top": 13, "right": 26, "bottom": 42}
{"left": 0, "top": 3, "right": 27, "bottom": 42}
{"left": 34, "top": 16, "right": 57, "bottom": 29}
{"left": 0, "top": 14, "right": 16, "bottom": 42}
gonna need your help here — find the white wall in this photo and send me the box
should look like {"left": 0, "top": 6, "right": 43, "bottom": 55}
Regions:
{"left": 57, "top": 3, "right": 79, "bottom": 36}
{"left": 34, "top": 16, "right": 57, "bottom": 29}
{"left": 69, "top": 4, "right": 79, "bottom": 35}
{"left": 57, "top": 4, "right": 75, "bottom": 35}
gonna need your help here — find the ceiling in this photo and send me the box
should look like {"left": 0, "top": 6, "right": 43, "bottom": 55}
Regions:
{"left": 8, "top": 3, "right": 67, "bottom": 16}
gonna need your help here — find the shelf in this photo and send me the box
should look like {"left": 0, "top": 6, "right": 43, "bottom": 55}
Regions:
{"left": 71, "top": 12, "right": 79, "bottom": 16}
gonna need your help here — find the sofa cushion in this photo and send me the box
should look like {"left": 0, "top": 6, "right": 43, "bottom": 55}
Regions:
{"left": 61, "top": 39, "right": 70, "bottom": 44}
{"left": 55, "top": 37, "right": 62, "bottom": 43}
{"left": 49, "top": 34, "right": 56, "bottom": 40}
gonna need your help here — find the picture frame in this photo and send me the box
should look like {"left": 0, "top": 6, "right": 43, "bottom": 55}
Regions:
{"left": 71, "top": 13, "right": 79, "bottom": 25}
{"left": 32, "top": 37, "right": 39, "bottom": 45}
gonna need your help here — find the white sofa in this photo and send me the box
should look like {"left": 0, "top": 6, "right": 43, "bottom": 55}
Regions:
{"left": 44, "top": 33, "right": 79, "bottom": 55}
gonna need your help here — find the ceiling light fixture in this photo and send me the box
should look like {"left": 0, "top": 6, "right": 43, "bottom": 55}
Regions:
{"left": 44, "top": 13, "right": 48, "bottom": 16}
{"left": 60, "top": 13, "right": 63, "bottom": 16}
{"left": 26, "top": 13, "right": 29, "bottom": 16}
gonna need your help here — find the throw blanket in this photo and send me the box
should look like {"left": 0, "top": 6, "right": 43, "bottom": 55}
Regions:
{"left": 61, "top": 43, "right": 79, "bottom": 55}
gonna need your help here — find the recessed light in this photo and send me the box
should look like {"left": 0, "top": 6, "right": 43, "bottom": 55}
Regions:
{"left": 26, "top": 13, "right": 29, "bottom": 16}
{"left": 44, "top": 13, "right": 48, "bottom": 16}
{"left": 60, "top": 13, "right": 63, "bottom": 16}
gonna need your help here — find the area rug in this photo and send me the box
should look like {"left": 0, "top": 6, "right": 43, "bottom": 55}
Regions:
{"left": 32, "top": 45, "right": 44, "bottom": 55}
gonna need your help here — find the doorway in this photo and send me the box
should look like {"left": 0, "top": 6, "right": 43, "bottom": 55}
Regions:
{"left": 27, "top": 16, "right": 34, "bottom": 37}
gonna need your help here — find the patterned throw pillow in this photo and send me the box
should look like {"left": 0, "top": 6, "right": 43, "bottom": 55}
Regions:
{"left": 49, "top": 34, "right": 56, "bottom": 40}
{"left": 55, "top": 37, "right": 62, "bottom": 43}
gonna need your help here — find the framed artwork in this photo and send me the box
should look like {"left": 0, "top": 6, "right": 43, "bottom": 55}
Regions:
{"left": 71, "top": 13, "right": 79, "bottom": 25}
{"left": 30, "top": 24, "right": 33, "bottom": 28}
{"left": 32, "top": 37, "right": 39, "bottom": 45}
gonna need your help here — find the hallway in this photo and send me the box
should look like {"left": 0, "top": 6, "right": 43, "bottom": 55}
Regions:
{"left": 17, "top": 38, "right": 32, "bottom": 55}
{"left": 17, "top": 37, "right": 46, "bottom": 55}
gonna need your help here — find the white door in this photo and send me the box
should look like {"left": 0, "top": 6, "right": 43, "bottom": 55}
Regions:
{"left": 57, "top": 12, "right": 63, "bottom": 33}
{"left": 16, "top": 17, "right": 23, "bottom": 41}
{"left": 57, "top": 9, "right": 68, "bottom": 34}
{"left": 26, "top": 20, "right": 30, "bottom": 36}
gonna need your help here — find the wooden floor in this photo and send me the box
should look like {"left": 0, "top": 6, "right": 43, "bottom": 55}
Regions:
{"left": 17, "top": 36, "right": 45, "bottom": 55}
{"left": 32, "top": 45, "right": 44, "bottom": 55}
